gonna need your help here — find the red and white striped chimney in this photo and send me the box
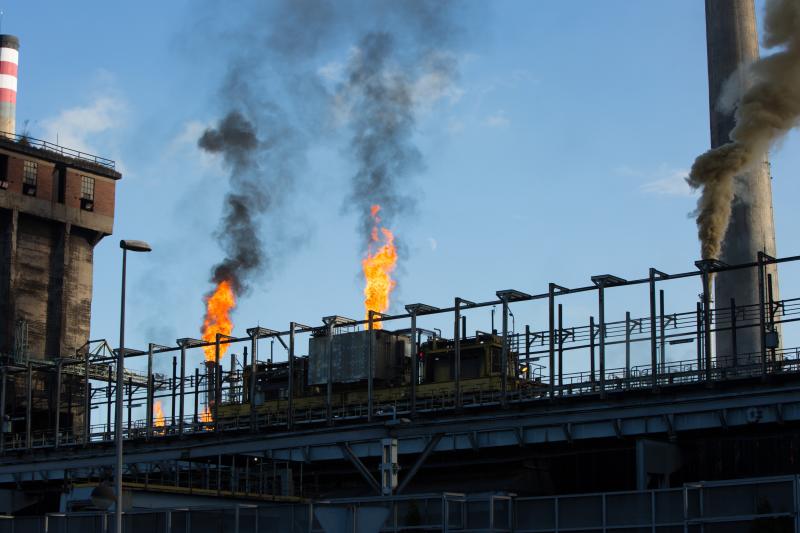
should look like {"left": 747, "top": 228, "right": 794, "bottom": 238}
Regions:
{"left": 0, "top": 35, "right": 19, "bottom": 136}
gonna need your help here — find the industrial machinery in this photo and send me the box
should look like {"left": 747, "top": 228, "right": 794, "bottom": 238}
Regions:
{"left": 218, "top": 328, "right": 526, "bottom": 419}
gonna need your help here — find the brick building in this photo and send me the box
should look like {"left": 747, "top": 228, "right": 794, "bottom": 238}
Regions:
{"left": 0, "top": 136, "right": 121, "bottom": 360}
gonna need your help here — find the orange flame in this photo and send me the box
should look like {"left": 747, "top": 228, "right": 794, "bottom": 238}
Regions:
{"left": 362, "top": 205, "right": 397, "bottom": 329}
{"left": 199, "top": 404, "right": 213, "bottom": 423}
{"left": 153, "top": 400, "right": 166, "bottom": 428}
{"left": 201, "top": 280, "right": 236, "bottom": 362}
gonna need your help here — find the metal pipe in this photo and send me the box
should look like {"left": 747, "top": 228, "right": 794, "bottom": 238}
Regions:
{"left": 115, "top": 246, "right": 127, "bottom": 533}
{"left": 368, "top": 311, "right": 374, "bottom": 422}
{"left": 659, "top": 290, "right": 666, "bottom": 372}
{"left": 454, "top": 298, "right": 462, "bottom": 409}
{"left": 179, "top": 344, "right": 186, "bottom": 435}
{"left": 249, "top": 335, "right": 258, "bottom": 430}
{"left": 768, "top": 273, "right": 776, "bottom": 362}
{"left": 126, "top": 377, "right": 132, "bottom": 435}
{"left": 649, "top": 268, "right": 658, "bottom": 389}
{"left": 326, "top": 321, "right": 333, "bottom": 425}
{"left": 54, "top": 360, "right": 62, "bottom": 448}
{"left": 500, "top": 296, "right": 509, "bottom": 407}
{"left": 598, "top": 285, "right": 606, "bottom": 397}
{"left": 524, "top": 325, "right": 531, "bottom": 381}
{"left": 548, "top": 284, "right": 555, "bottom": 399}
{"left": 557, "top": 303, "right": 563, "bottom": 394}
{"left": 624, "top": 312, "right": 631, "bottom": 381}
{"left": 84, "top": 350, "right": 90, "bottom": 444}
{"left": 146, "top": 344, "right": 153, "bottom": 440}
{"left": 193, "top": 368, "right": 199, "bottom": 427}
{"left": 703, "top": 271, "right": 713, "bottom": 382}
{"left": 171, "top": 356, "right": 177, "bottom": 426}
{"left": 758, "top": 252, "right": 767, "bottom": 376}
{"left": 25, "top": 363, "right": 31, "bottom": 449}
{"left": 410, "top": 312, "right": 418, "bottom": 415}
{"left": 215, "top": 365, "right": 222, "bottom": 427}
{"left": 288, "top": 323, "right": 295, "bottom": 430}
{"left": 106, "top": 365, "right": 112, "bottom": 438}
{"left": 696, "top": 302, "right": 703, "bottom": 374}
{"left": 589, "top": 316, "right": 596, "bottom": 387}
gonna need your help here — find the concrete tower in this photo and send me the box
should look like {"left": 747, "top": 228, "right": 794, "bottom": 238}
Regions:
{"left": 705, "top": 0, "right": 778, "bottom": 365}
{"left": 0, "top": 35, "right": 121, "bottom": 360}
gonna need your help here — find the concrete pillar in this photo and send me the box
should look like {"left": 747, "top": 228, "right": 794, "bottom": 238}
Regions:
{"left": 705, "top": 0, "right": 779, "bottom": 365}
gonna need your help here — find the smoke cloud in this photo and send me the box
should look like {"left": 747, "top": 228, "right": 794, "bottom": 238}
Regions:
{"left": 191, "top": 0, "right": 466, "bottom": 317}
{"left": 198, "top": 111, "right": 265, "bottom": 293}
{"left": 339, "top": 4, "right": 461, "bottom": 248}
{"left": 688, "top": 0, "right": 800, "bottom": 259}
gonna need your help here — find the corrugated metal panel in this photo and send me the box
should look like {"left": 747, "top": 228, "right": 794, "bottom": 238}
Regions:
{"left": 308, "top": 330, "right": 410, "bottom": 385}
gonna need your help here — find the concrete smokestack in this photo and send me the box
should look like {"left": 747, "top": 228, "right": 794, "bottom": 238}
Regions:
{"left": 0, "top": 35, "right": 18, "bottom": 136}
{"left": 705, "top": 0, "right": 779, "bottom": 365}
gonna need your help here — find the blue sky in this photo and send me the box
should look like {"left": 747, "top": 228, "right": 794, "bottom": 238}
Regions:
{"left": 8, "top": 1, "right": 800, "bottom": 376}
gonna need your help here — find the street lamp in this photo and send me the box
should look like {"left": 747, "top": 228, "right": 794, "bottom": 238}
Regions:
{"left": 116, "top": 239, "right": 151, "bottom": 533}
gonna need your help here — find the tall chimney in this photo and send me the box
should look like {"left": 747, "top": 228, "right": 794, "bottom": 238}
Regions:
{"left": 0, "top": 35, "right": 18, "bottom": 136}
{"left": 705, "top": 0, "right": 779, "bottom": 365}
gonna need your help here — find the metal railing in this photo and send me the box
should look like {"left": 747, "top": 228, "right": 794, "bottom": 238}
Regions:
{"left": 0, "top": 131, "right": 116, "bottom": 169}
{"left": 2, "top": 474, "right": 799, "bottom": 532}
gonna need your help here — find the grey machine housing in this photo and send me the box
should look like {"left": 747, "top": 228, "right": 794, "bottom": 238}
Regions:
{"left": 308, "top": 329, "right": 411, "bottom": 386}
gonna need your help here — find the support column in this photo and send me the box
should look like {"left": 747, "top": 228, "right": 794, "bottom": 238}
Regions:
{"left": 146, "top": 344, "right": 154, "bottom": 439}
{"left": 250, "top": 332, "right": 258, "bottom": 431}
{"left": 54, "top": 360, "right": 62, "bottom": 448}
{"left": 179, "top": 344, "right": 186, "bottom": 435}
{"left": 548, "top": 285, "right": 555, "bottom": 399}
{"left": 410, "top": 312, "right": 418, "bottom": 415}
{"left": 25, "top": 363, "right": 31, "bottom": 449}
{"left": 368, "top": 311, "right": 374, "bottom": 422}
{"left": 500, "top": 296, "right": 509, "bottom": 407}
{"left": 288, "top": 324, "right": 295, "bottom": 430}
{"left": 454, "top": 298, "right": 462, "bottom": 410}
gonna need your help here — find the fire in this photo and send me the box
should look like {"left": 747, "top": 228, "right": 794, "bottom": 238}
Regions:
{"left": 362, "top": 205, "right": 397, "bottom": 329}
{"left": 153, "top": 400, "right": 165, "bottom": 433}
{"left": 199, "top": 404, "right": 213, "bottom": 423}
{"left": 201, "top": 280, "right": 236, "bottom": 362}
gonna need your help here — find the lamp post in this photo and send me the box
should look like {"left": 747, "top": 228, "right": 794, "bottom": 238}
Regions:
{"left": 116, "top": 239, "right": 151, "bottom": 533}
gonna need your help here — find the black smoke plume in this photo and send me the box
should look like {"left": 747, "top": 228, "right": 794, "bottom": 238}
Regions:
{"left": 190, "top": 0, "right": 466, "bottom": 310}
{"left": 339, "top": 2, "right": 462, "bottom": 246}
{"left": 198, "top": 111, "right": 265, "bottom": 293}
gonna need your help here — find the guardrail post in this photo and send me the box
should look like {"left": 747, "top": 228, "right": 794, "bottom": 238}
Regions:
{"left": 288, "top": 323, "right": 295, "bottom": 430}
{"left": 54, "top": 360, "right": 62, "bottom": 448}
{"left": 649, "top": 269, "right": 658, "bottom": 390}
{"left": 548, "top": 285, "right": 556, "bottom": 399}
{"left": 179, "top": 344, "right": 186, "bottom": 436}
{"left": 249, "top": 332, "right": 258, "bottom": 431}
{"left": 84, "top": 350, "right": 91, "bottom": 444}
{"left": 500, "top": 295, "right": 509, "bottom": 407}
{"left": 146, "top": 344, "right": 154, "bottom": 440}
{"left": 368, "top": 311, "right": 374, "bottom": 422}
{"left": 454, "top": 298, "right": 462, "bottom": 410}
